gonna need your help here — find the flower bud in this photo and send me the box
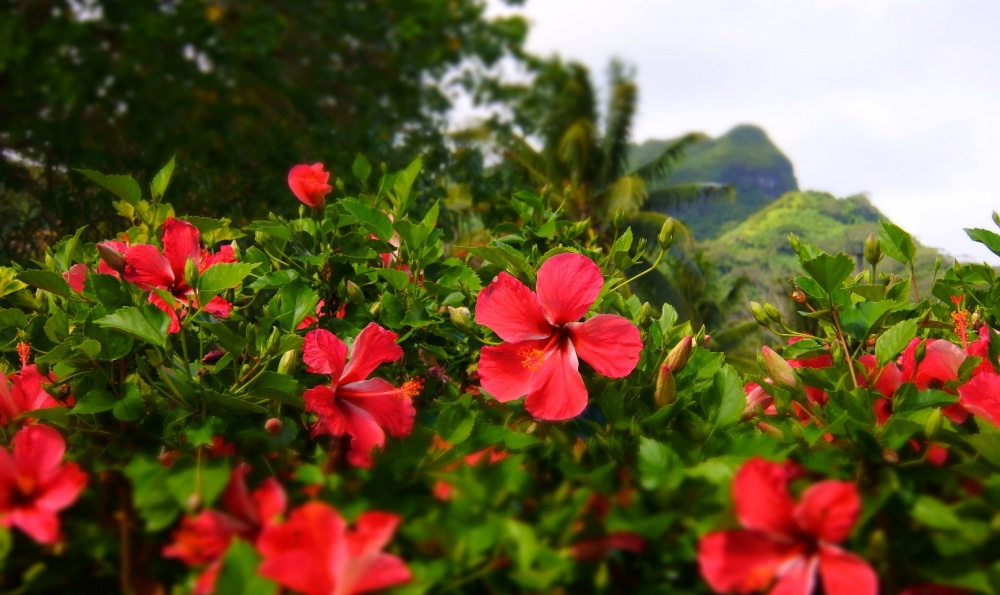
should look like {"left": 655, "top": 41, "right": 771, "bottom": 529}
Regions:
{"left": 448, "top": 306, "right": 475, "bottom": 335}
{"left": 657, "top": 217, "right": 675, "bottom": 251}
{"left": 665, "top": 336, "right": 693, "bottom": 373}
{"left": 994, "top": 211, "right": 1000, "bottom": 229}
{"left": 277, "top": 349, "right": 298, "bottom": 375}
{"left": 882, "top": 448, "right": 899, "bottom": 464}
{"left": 635, "top": 237, "right": 648, "bottom": 254}
{"left": 265, "top": 328, "right": 282, "bottom": 357}
{"left": 639, "top": 303, "right": 654, "bottom": 329}
{"left": 761, "top": 346, "right": 798, "bottom": 389}
{"left": 346, "top": 281, "right": 365, "bottom": 305}
{"left": 183, "top": 258, "right": 200, "bottom": 289}
{"left": 612, "top": 207, "right": 625, "bottom": 230}
{"left": 914, "top": 340, "right": 927, "bottom": 365}
{"left": 264, "top": 418, "right": 284, "bottom": 436}
{"left": 566, "top": 219, "right": 591, "bottom": 239}
{"left": 97, "top": 241, "right": 126, "bottom": 273}
{"left": 369, "top": 302, "right": 381, "bottom": 316}
{"left": 750, "top": 301, "right": 770, "bottom": 326}
{"left": 790, "top": 288, "right": 807, "bottom": 304}
{"left": 788, "top": 233, "right": 801, "bottom": 254}
{"left": 654, "top": 364, "right": 676, "bottom": 408}
{"left": 924, "top": 408, "right": 944, "bottom": 441}
{"left": 764, "top": 303, "right": 782, "bottom": 323}
{"left": 758, "top": 422, "right": 784, "bottom": 439}
{"left": 863, "top": 233, "right": 883, "bottom": 265}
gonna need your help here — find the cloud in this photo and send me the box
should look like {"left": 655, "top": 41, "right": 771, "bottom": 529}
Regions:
{"left": 485, "top": 0, "right": 1000, "bottom": 262}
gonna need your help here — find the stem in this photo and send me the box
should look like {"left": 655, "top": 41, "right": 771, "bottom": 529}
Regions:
{"left": 611, "top": 247, "right": 666, "bottom": 292}
{"left": 829, "top": 300, "right": 860, "bottom": 388}
{"left": 908, "top": 261, "right": 920, "bottom": 303}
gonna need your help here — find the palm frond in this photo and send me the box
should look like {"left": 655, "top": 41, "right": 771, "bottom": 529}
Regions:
{"left": 708, "top": 319, "right": 759, "bottom": 347}
{"left": 558, "top": 118, "right": 597, "bottom": 186}
{"left": 497, "top": 131, "right": 555, "bottom": 188}
{"left": 600, "top": 61, "right": 637, "bottom": 188}
{"left": 646, "top": 183, "right": 735, "bottom": 211}
{"left": 630, "top": 132, "right": 709, "bottom": 184}
{"left": 628, "top": 211, "right": 697, "bottom": 252}
{"left": 602, "top": 175, "right": 647, "bottom": 218}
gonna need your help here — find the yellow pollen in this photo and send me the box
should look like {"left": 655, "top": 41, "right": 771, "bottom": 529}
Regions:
{"left": 399, "top": 378, "right": 424, "bottom": 398}
{"left": 518, "top": 347, "right": 546, "bottom": 371}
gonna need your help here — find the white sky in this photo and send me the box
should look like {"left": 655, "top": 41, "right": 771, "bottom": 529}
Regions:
{"left": 480, "top": 0, "right": 1000, "bottom": 263}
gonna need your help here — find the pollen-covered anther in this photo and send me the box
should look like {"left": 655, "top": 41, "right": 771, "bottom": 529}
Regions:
{"left": 399, "top": 377, "right": 424, "bottom": 398}
{"left": 518, "top": 347, "right": 546, "bottom": 371}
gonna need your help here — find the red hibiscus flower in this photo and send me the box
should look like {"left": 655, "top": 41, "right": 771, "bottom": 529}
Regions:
{"left": 101, "top": 218, "right": 238, "bottom": 333}
{"left": 475, "top": 253, "right": 643, "bottom": 421}
{"left": 288, "top": 163, "right": 333, "bottom": 210}
{"left": 302, "top": 324, "right": 418, "bottom": 468}
{"left": 698, "top": 457, "right": 877, "bottom": 595}
{"left": 96, "top": 239, "right": 129, "bottom": 277}
{"left": 901, "top": 338, "right": 969, "bottom": 423}
{"left": 0, "top": 365, "right": 61, "bottom": 426}
{"left": 965, "top": 325, "right": 998, "bottom": 377}
{"left": 163, "top": 463, "right": 286, "bottom": 594}
{"left": 958, "top": 373, "right": 1000, "bottom": 428}
{"left": 858, "top": 355, "right": 902, "bottom": 425}
{"left": 258, "top": 502, "right": 412, "bottom": 595}
{"left": 62, "top": 263, "right": 88, "bottom": 293}
{"left": 0, "top": 425, "right": 87, "bottom": 544}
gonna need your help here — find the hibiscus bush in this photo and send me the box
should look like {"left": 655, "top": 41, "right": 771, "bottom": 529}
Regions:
{"left": 2, "top": 155, "right": 1000, "bottom": 595}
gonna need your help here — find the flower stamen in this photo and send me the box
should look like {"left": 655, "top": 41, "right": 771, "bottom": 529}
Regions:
{"left": 518, "top": 347, "right": 546, "bottom": 371}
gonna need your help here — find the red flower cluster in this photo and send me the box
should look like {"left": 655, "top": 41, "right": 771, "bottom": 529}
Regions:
{"left": 0, "top": 364, "right": 61, "bottom": 425}
{"left": 476, "top": 253, "right": 643, "bottom": 420}
{"left": 302, "top": 324, "right": 418, "bottom": 467}
{"left": 698, "top": 457, "right": 876, "bottom": 595}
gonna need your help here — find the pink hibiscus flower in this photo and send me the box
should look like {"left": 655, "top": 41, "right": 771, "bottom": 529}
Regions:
{"left": 99, "top": 218, "right": 238, "bottom": 333}
{"left": 698, "top": 457, "right": 877, "bottom": 595}
{"left": 475, "top": 253, "right": 643, "bottom": 421}
{"left": 288, "top": 163, "right": 333, "bottom": 210}
{"left": 302, "top": 324, "right": 418, "bottom": 468}
{"left": 62, "top": 263, "right": 88, "bottom": 293}
{"left": 0, "top": 365, "right": 61, "bottom": 426}
{"left": 163, "top": 464, "right": 286, "bottom": 594}
{"left": 257, "top": 502, "right": 412, "bottom": 595}
{"left": 0, "top": 425, "right": 87, "bottom": 544}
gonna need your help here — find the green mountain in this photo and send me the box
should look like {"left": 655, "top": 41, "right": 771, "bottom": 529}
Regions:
{"left": 631, "top": 124, "right": 799, "bottom": 240}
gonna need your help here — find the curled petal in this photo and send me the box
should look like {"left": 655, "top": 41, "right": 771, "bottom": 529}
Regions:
{"left": 339, "top": 400, "right": 387, "bottom": 468}
{"left": 474, "top": 272, "right": 552, "bottom": 342}
{"left": 793, "top": 480, "right": 861, "bottom": 544}
{"left": 478, "top": 340, "right": 546, "bottom": 403}
{"left": 303, "top": 329, "right": 349, "bottom": 378}
{"left": 524, "top": 342, "right": 588, "bottom": 421}
{"left": 732, "top": 457, "right": 798, "bottom": 540}
{"left": 535, "top": 253, "right": 604, "bottom": 325}
{"left": 566, "top": 314, "right": 642, "bottom": 378}
{"left": 123, "top": 244, "right": 174, "bottom": 290}
{"left": 162, "top": 218, "right": 201, "bottom": 280}
{"left": 340, "top": 323, "right": 403, "bottom": 385}
{"left": 818, "top": 544, "right": 878, "bottom": 595}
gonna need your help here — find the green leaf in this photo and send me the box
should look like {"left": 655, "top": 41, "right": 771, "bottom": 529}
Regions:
{"left": 709, "top": 365, "right": 746, "bottom": 427}
{"left": 97, "top": 306, "right": 170, "bottom": 347}
{"left": 274, "top": 281, "right": 320, "bottom": 332}
{"left": 421, "top": 200, "right": 440, "bottom": 228}
{"left": 0, "top": 308, "right": 27, "bottom": 331}
{"left": 782, "top": 338, "right": 827, "bottom": 360}
{"left": 113, "top": 383, "right": 145, "bottom": 421}
{"left": 352, "top": 153, "right": 372, "bottom": 183}
{"left": 167, "top": 456, "right": 231, "bottom": 510}
{"left": 205, "top": 391, "right": 268, "bottom": 414}
{"left": 150, "top": 155, "right": 176, "bottom": 201}
{"left": 199, "top": 263, "right": 257, "bottom": 294}
{"left": 70, "top": 390, "right": 117, "bottom": 415}
{"left": 393, "top": 155, "right": 423, "bottom": 205}
{"left": 911, "top": 495, "right": 963, "bottom": 530}
{"left": 76, "top": 169, "right": 142, "bottom": 206}
{"left": 437, "top": 403, "right": 474, "bottom": 445}
{"left": 800, "top": 253, "right": 855, "bottom": 294}
{"left": 16, "top": 270, "right": 71, "bottom": 298}
{"left": 377, "top": 268, "right": 411, "bottom": 290}
{"left": 658, "top": 303, "right": 678, "bottom": 333}
{"left": 338, "top": 199, "right": 394, "bottom": 242}
{"left": 967, "top": 228, "right": 1000, "bottom": 258}
{"left": 637, "top": 437, "right": 682, "bottom": 490}
{"left": 124, "top": 455, "right": 180, "bottom": 531}
{"left": 0, "top": 267, "right": 27, "bottom": 299}
{"left": 243, "top": 222, "right": 291, "bottom": 241}
{"left": 215, "top": 540, "right": 279, "bottom": 595}
{"left": 198, "top": 321, "right": 248, "bottom": 357}
{"left": 248, "top": 270, "right": 298, "bottom": 290}
{"left": 876, "top": 319, "right": 919, "bottom": 366}
{"left": 879, "top": 220, "right": 917, "bottom": 263}
{"left": 839, "top": 300, "right": 895, "bottom": 341}
{"left": 249, "top": 372, "right": 305, "bottom": 408}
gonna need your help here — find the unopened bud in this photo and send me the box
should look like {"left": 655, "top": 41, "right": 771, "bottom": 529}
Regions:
{"left": 654, "top": 364, "right": 676, "bottom": 408}
{"left": 264, "top": 418, "right": 284, "bottom": 436}
{"left": 758, "top": 422, "right": 784, "bottom": 439}
{"left": 612, "top": 208, "right": 625, "bottom": 230}
{"left": 924, "top": 408, "right": 944, "bottom": 441}
{"left": 665, "top": 336, "right": 693, "bottom": 372}
{"left": 347, "top": 281, "right": 365, "bottom": 305}
{"left": 187, "top": 493, "right": 201, "bottom": 510}
{"left": 657, "top": 217, "right": 675, "bottom": 250}
{"left": 448, "top": 306, "right": 475, "bottom": 335}
{"left": 635, "top": 237, "right": 648, "bottom": 254}
{"left": 97, "top": 241, "right": 126, "bottom": 273}
{"left": 868, "top": 529, "right": 888, "bottom": 561}
{"left": 764, "top": 303, "right": 782, "bottom": 323}
{"left": 750, "top": 301, "right": 770, "bottom": 326}
{"left": 882, "top": 448, "right": 899, "bottom": 464}
{"left": 566, "top": 219, "right": 591, "bottom": 239}
{"left": 914, "top": 340, "right": 927, "bottom": 365}
{"left": 277, "top": 349, "right": 298, "bottom": 375}
{"left": 994, "top": 211, "right": 1000, "bottom": 229}
{"left": 864, "top": 233, "right": 883, "bottom": 266}
{"left": 184, "top": 258, "right": 200, "bottom": 289}
{"left": 369, "top": 302, "right": 381, "bottom": 316}
{"left": 762, "top": 346, "right": 798, "bottom": 389}
{"left": 788, "top": 233, "right": 801, "bottom": 254}
{"left": 265, "top": 328, "right": 281, "bottom": 356}
{"left": 145, "top": 348, "right": 163, "bottom": 368}
{"left": 639, "top": 303, "right": 654, "bottom": 329}
{"left": 790, "top": 288, "right": 807, "bottom": 304}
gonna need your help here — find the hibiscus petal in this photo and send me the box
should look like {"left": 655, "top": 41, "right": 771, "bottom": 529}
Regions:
{"left": 340, "top": 323, "right": 403, "bottom": 385}
{"left": 733, "top": 457, "right": 798, "bottom": 540}
{"left": 63, "top": 263, "right": 88, "bottom": 293}
{"left": 123, "top": 244, "right": 175, "bottom": 290}
{"left": 8, "top": 507, "right": 60, "bottom": 544}
{"left": 348, "top": 511, "right": 401, "bottom": 556}
{"left": 344, "top": 553, "right": 413, "bottom": 594}
{"left": 858, "top": 354, "right": 902, "bottom": 399}
{"left": 13, "top": 425, "right": 65, "bottom": 477}
{"left": 336, "top": 379, "right": 416, "bottom": 438}
{"left": 162, "top": 510, "right": 242, "bottom": 566}
{"left": 818, "top": 544, "right": 879, "bottom": 595}
{"left": 258, "top": 502, "right": 346, "bottom": 595}
{"left": 339, "top": 400, "right": 388, "bottom": 468}
{"left": 199, "top": 244, "right": 238, "bottom": 271}
{"left": 697, "top": 530, "right": 802, "bottom": 593}
{"left": 162, "top": 218, "right": 202, "bottom": 281}
{"left": 524, "top": 341, "right": 588, "bottom": 421}
{"left": 474, "top": 272, "right": 552, "bottom": 342}
{"left": 202, "top": 296, "right": 232, "bottom": 319}
{"left": 148, "top": 292, "right": 182, "bottom": 334}
{"left": 769, "top": 556, "right": 818, "bottom": 595}
{"left": 914, "top": 340, "right": 965, "bottom": 390}
{"left": 793, "top": 480, "right": 860, "bottom": 543}
{"left": 253, "top": 478, "right": 288, "bottom": 527}
{"left": 304, "top": 385, "right": 347, "bottom": 437}
{"left": 35, "top": 462, "right": 87, "bottom": 512}
{"left": 303, "top": 329, "right": 349, "bottom": 378}
{"left": 567, "top": 314, "right": 642, "bottom": 378}
{"left": 220, "top": 464, "right": 257, "bottom": 525}
{"left": 479, "top": 340, "right": 546, "bottom": 403}
{"left": 535, "top": 253, "right": 604, "bottom": 325}
{"left": 958, "top": 373, "right": 1000, "bottom": 428}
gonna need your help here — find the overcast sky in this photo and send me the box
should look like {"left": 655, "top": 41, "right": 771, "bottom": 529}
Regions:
{"left": 482, "top": 0, "right": 1000, "bottom": 263}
